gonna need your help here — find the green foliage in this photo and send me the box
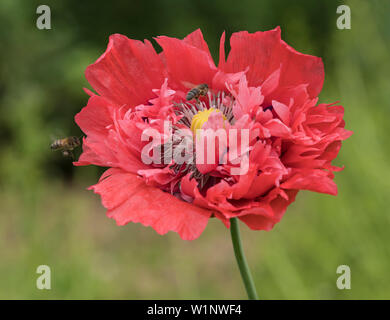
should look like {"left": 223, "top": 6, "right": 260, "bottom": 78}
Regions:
{"left": 0, "top": 0, "right": 389, "bottom": 299}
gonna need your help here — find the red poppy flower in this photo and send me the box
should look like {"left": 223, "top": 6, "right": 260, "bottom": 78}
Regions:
{"left": 75, "top": 27, "right": 352, "bottom": 240}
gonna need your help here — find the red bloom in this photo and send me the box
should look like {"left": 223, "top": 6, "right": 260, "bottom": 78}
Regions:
{"left": 75, "top": 27, "right": 352, "bottom": 240}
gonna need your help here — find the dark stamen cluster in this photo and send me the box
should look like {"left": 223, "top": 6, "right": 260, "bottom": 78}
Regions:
{"left": 162, "top": 91, "right": 236, "bottom": 189}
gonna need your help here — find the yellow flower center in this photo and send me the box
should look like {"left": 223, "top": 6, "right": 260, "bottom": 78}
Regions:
{"left": 190, "top": 108, "right": 226, "bottom": 134}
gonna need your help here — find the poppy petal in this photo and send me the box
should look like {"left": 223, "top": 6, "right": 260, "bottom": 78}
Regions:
{"left": 156, "top": 34, "right": 217, "bottom": 91}
{"left": 281, "top": 169, "right": 337, "bottom": 195}
{"left": 90, "top": 168, "right": 212, "bottom": 240}
{"left": 224, "top": 27, "right": 324, "bottom": 98}
{"left": 86, "top": 34, "right": 166, "bottom": 107}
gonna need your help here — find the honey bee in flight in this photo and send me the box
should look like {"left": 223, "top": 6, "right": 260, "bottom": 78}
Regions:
{"left": 51, "top": 136, "right": 81, "bottom": 160}
{"left": 186, "top": 83, "right": 208, "bottom": 101}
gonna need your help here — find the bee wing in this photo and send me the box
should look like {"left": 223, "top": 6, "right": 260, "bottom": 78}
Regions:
{"left": 50, "top": 129, "right": 66, "bottom": 142}
{"left": 181, "top": 81, "right": 197, "bottom": 90}
{"left": 49, "top": 134, "right": 60, "bottom": 149}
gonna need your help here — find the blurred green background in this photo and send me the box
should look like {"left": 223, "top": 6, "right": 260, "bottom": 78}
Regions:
{"left": 0, "top": 0, "right": 389, "bottom": 299}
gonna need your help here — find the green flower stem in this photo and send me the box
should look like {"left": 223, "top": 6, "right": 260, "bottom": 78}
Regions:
{"left": 230, "top": 217, "right": 259, "bottom": 300}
